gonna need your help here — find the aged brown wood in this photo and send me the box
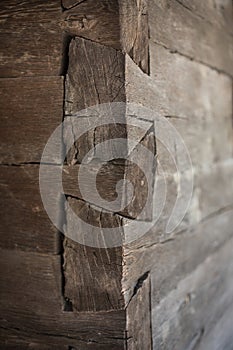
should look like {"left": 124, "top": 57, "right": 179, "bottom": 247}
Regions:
{"left": 62, "top": 0, "right": 149, "bottom": 73}
{"left": 62, "top": 123, "right": 156, "bottom": 221}
{"left": 64, "top": 37, "right": 126, "bottom": 116}
{"left": 0, "top": 248, "right": 63, "bottom": 315}
{"left": 63, "top": 203, "right": 124, "bottom": 311}
{"left": 61, "top": 0, "right": 121, "bottom": 49}
{"left": 119, "top": 0, "right": 149, "bottom": 74}
{"left": 62, "top": 36, "right": 126, "bottom": 312}
{"left": 0, "top": 248, "right": 126, "bottom": 349}
{"left": 1, "top": 0, "right": 233, "bottom": 348}
{"left": 0, "top": 0, "right": 63, "bottom": 77}
{"left": 1, "top": 310, "right": 126, "bottom": 350}
{"left": 62, "top": 0, "right": 85, "bottom": 9}
{"left": 0, "top": 77, "right": 63, "bottom": 164}
{"left": 63, "top": 162, "right": 125, "bottom": 203}
{"left": 0, "top": 165, "right": 60, "bottom": 253}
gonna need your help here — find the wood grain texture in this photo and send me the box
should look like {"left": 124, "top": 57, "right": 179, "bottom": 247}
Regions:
{"left": 63, "top": 122, "right": 155, "bottom": 221}
{"left": 126, "top": 44, "right": 233, "bottom": 169}
{"left": 0, "top": 0, "right": 63, "bottom": 77}
{"left": 63, "top": 197, "right": 124, "bottom": 311}
{"left": 149, "top": 0, "right": 233, "bottom": 76}
{"left": 0, "top": 248, "right": 63, "bottom": 316}
{"left": 122, "top": 209, "right": 233, "bottom": 304}
{"left": 0, "top": 165, "right": 60, "bottom": 253}
{"left": 127, "top": 273, "right": 152, "bottom": 350}
{"left": 123, "top": 124, "right": 156, "bottom": 221}
{"left": 1, "top": 322, "right": 125, "bottom": 350}
{"left": 62, "top": 0, "right": 149, "bottom": 73}
{"left": 61, "top": 0, "right": 121, "bottom": 49}
{"left": 177, "top": 0, "right": 233, "bottom": 35}
{"left": 62, "top": 0, "right": 84, "bottom": 9}
{"left": 151, "top": 237, "right": 233, "bottom": 349}
{"left": 65, "top": 37, "right": 126, "bottom": 116}
{"left": 119, "top": 0, "right": 149, "bottom": 74}
{"left": 1, "top": 310, "right": 126, "bottom": 350}
{"left": 0, "top": 248, "right": 126, "bottom": 349}
{"left": 0, "top": 77, "right": 63, "bottom": 164}
{"left": 62, "top": 36, "right": 126, "bottom": 312}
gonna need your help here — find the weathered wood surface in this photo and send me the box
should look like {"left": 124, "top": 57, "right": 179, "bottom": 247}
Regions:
{"left": 122, "top": 209, "right": 233, "bottom": 304}
{"left": 126, "top": 44, "right": 232, "bottom": 169}
{"left": 65, "top": 37, "right": 126, "bottom": 116}
{"left": 1, "top": 310, "right": 126, "bottom": 350}
{"left": 127, "top": 272, "right": 152, "bottom": 350}
{"left": 63, "top": 198, "right": 124, "bottom": 311}
{"left": 62, "top": 0, "right": 87, "bottom": 9}
{"left": 123, "top": 123, "right": 156, "bottom": 221}
{"left": 61, "top": 0, "right": 120, "bottom": 49}
{"left": 195, "top": 160, "right": 233, "bottom": 220}
{"left": 177, "top": 0, "right": 233, "bottom": 35}
{"left": 0, "top": 248, "right": 126, "bottom": 349}
{"left": 0, "top": 326, "right": 125, "bottom": 350}
{"left": 0, "top": 165, "right": 60, "bottom": 253}
{"left": 62, "top": 0, "right": 149, "bottom": 73}
{"left": 1, "top": 0, "right": 232, "bottom": 349}
{"left": 0, "top": 0, "right": 63, "bottom": 77}
{"left": 0, "top": 248, "right": 63, "bottom": 315}
{"left": 198, "top": 303, "right": 233, "bottom": 350}
{"left": 0, "top": 77, "right": 63, "bottom": 164}
{"left": 149, "top": 0, "right": 233, "bottom": 76}
{"left": 119, "top": 0, "right": 149, "bottom": 73}
{"left": 63, "top": 121, "right": 155, "bottom": 221}
{"left": 151, "top": 237, "right": 233, "bottom": 349}
{"left": 62, "top": 36, "right": 125, "bottom": 312}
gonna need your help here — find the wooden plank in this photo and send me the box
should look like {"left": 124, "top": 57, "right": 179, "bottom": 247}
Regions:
{"left": 62, "top": 0, "right": 149, "bottom": 73}
{"left": 119, "top": 0, "right": 149, "bottom": 73}
{"left": 61, "top": 0, "right": 121, "bottom": 49}
{"left": 151, "top": 237, "right": 233, "bottom": 349}
{"left": 196, "top": 160, "right": 233, "bottom": 220}
{"left": 64, "top": 197, "right": 124, "bottom": 311}
{"left": 149, "top": 0, "right": 233, "bottom": 76}
{"left": 0, "top": 248, "right": 126, "bottom": 348}
{"left": 176, "top": 0, "right": 233, "bottom": 35}
{"left": 0, "top": 311, "right": 126, "bottom": 349}
{"left": 198, "top": 303, "right": 233, "bottom": 350}
{"left": 63, "top": 122, "right": 155, "bottom": 221}
{"left": 0, "top": 77, "right": 63, "bottom": 164}
{"left": 127, "top": 273, "right": 152, "bottom": 350}
{"left": 0, "top": 248, "right": 63, "bottom": 316}
{"left": 123, "top": 125, "right": 156, "bottom": 221}
{"left": 64, "top": 37, "right": 125, "bottom": 116}
{"left": 0, "top": 165, "right": 60, "bottom": 253}
{"left": 0, "top": 0, "right": 63, "bottom": 77}
{"left": 122, "top": 209, "right": 233, "bottom": 304}
{"left": 126, "top": 44, "right": 233, "bottom": 169}
{"left": 63, "top": 162, "right": 125, "bottom": 201}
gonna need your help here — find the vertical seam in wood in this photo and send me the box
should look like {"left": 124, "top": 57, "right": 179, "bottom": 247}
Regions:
{"left": 60, "top": 28, "right": 74, "bottom": 312}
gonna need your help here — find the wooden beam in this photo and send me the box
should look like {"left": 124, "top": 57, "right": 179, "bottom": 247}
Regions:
{"left": 0, "top": 165, "right": 60, "bottom": 254}
{"left": 0, "top": 0, "right": 63, "bottom": 77}
{"left": 0, "top": 76, "right": 63, "bottom": 164}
